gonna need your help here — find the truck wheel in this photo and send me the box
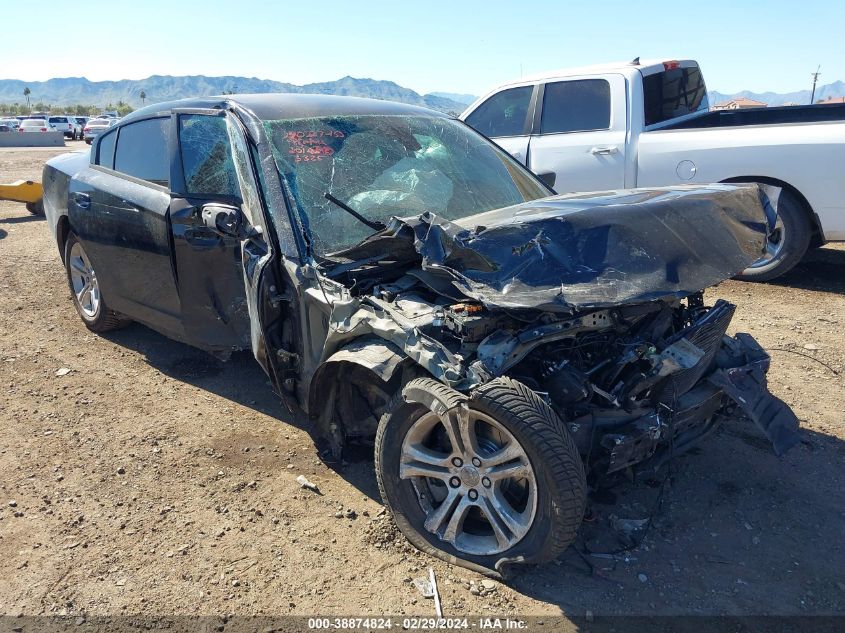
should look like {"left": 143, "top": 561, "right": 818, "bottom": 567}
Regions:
{"left": 375, "top": 377, "right": 586, "bottom": 575}
{"left": 734, "top": 189, "right": 812, "bottom": 282}
{"left": 63, "top": 232, "right": 129, "bottom": 332}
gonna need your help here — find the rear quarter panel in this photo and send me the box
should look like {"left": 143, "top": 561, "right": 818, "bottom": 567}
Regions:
{"left": 636, "top": 121, "right": 845, "bottom": 240}
{"left": 42, "top": 149, "right": 91, "bottom": 247}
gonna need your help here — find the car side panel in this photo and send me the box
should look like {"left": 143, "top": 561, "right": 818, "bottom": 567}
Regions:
{"left": 68, "top": 167, "right": 184, "bottom": 337}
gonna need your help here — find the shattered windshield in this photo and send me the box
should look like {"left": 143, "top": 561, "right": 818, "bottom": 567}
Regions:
{"left": 263, "top": 115, "right": 548, "bottom": 254}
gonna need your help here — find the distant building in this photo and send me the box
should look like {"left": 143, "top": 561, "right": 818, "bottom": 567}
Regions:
{"left": 816, "top": 96, "right": 845, "bottom": 104}
{"left": 712, "top": 97, "right": 768, "bottom": 110}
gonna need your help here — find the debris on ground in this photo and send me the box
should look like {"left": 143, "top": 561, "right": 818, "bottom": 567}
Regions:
{"left": 296, "top": 475, "right": 321, "bottom": 495}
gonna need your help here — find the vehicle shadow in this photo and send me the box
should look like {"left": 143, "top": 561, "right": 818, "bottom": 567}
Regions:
{"left": 102, "top": 321, "right": 384, "bottom": 498}
{"left": 101, "top": 323, "right": 845, "bottom": 616}
{"left": 508, "top": 423, "right": 845, "bottom": 617}
{"left": 0, "top": 213, "right": 43, "bottom": 225}
{"left": 763, "top": 245, "right": 845, "bottom": 295}
{"left": 102, "top": 322, "right": 308, "bottom": 428}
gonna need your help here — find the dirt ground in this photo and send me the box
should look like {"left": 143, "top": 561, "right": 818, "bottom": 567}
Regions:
{"left": 1, "top": 143, "right": 843, "bottom": 621}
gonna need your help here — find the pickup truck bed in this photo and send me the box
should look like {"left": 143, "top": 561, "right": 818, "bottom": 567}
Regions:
{"left": 665, "top": 103, "right": 845, "bottom": 129}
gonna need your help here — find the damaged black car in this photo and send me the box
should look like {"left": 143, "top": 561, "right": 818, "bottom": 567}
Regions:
{"left": 42, "top": 94, "right": 799, "bottom": 575}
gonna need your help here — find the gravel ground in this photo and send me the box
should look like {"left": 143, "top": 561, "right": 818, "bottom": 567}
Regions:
{"left": 1, "top": 144, "right": 843, "bottom": 620}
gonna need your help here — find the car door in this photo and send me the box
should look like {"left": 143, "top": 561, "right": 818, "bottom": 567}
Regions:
{"left": 168, "top": 109, "right": 257, "bottom": 352}
{"left": 527, "top": 75, "right": 627, "bottom": 193}
{"left": 462, "top": 85, "right": 536, "bottom": 165}
{"left": 69, "top": 116, "right": 184, "bottom": 338}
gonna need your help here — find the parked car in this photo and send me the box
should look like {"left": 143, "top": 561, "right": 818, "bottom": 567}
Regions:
{"left": 18, "top": 118, "right": 55, "bottom": 132}
{"left": 0, "top": 118, "right": 20, "bottom": 131}
{"left": 48, "top": 115, "right": 82, "bottom": 140}
{"left": 82, "top": 117, "right": 117, "bottom": 144}
{"left": 74, "top": 116, "right": 89, "bottom": 130}
{"left": 461, "top": 58, "right": 845, "bottom": 281}
{"left": 41, "top": 95, "right": 798, "bottom": 575}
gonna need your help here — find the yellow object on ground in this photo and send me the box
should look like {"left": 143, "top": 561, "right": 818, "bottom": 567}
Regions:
{"left": 0, "top": 179, "right": 43, "bottom": 204}
{"left": 0, "top": 179, "right": 44, "bottom": 214}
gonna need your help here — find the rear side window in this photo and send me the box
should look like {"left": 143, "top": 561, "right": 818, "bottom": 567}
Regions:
{"left": 96, "top": 129, "right": 117, "bottom": 169}
{"left": 178, "top": 114, "right": 240, "bottom": 198}
{"left": 539, "top": 79, "right": 611, "bottom": 134}
{"left": 114, "top": 117, "right": 170, "bottom": 186}
{"left": 49, "top": 117, "right": 67, "bottom": 123}
{"left": 465, "top": 86, "right": 533, "bottom": 138}
{"left": 643, "top": 66, "right": 708, "bottom": 126}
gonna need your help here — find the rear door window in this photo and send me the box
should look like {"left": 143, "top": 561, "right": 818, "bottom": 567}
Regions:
{"left": 113, "top": 117, "right": 170, "bottom": 186}
{"left": 465, "top": 86, "right": 533, "bottom": 138}
{"left": 539, "top": 79, "right": 611, "bottom": 134}
{"left": 178, "top": 114, "right": 240, "bottom": 198}
{"left": 643, "top": 66, "right": 708, "bottom": 126}
{"left": 96, "top": 129, "right": 117, "bottom": 169}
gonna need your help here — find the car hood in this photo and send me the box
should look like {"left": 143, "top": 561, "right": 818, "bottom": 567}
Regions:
{"left": 333, "top": 183, "right": 771, "bottom": 311}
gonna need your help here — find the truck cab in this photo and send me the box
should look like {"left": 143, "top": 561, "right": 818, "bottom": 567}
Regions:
{"left": 461, "top": 59, "right": 707, "bottom": 194}
{"left": 462, "top": 58, "right": 845, "bottom": 281}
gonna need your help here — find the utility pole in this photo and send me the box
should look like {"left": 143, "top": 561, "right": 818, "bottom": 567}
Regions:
{"left": 810, "top": 65, "right": 821, "bottom": 104}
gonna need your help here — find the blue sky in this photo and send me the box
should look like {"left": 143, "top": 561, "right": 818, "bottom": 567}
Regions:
{"left": 4, "top": 0, "right": 843, "bottom": 96}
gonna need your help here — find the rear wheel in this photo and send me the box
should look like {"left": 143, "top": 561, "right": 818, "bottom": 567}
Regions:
{"left": 735, "top": 188, "right": 812, "bottom": 282}
{"left": 375, "top": 377, "right": 586, "bottom": 574}
{"left": 63, "top": 232, "right": 129, "bottom": 332}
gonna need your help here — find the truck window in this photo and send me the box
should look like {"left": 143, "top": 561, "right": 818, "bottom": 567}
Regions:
{"left": 113, "top": 117, "right": 170, "bottom": 187}
{"left": 465, "top": 86, "right": 533, "bottom": 138}
{"left": 539, "top": 79, "right": 611, "bottom": 134}
{"left": 643, "top": 66, "right": 708, "bottom": 126}
{"left": 96, "top": 129, "right": 117, "bottom": 169}
{"left": 178, "top": 114, "right": 240, "bottom": 199}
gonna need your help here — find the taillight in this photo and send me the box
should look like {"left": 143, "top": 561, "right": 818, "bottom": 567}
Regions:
{"left": 663, "top": 60, "right": 680, "bottom": 70}
{"left": 40, "top": 127, "right": 47, "bottom": 132}
{"left": 84, "top": 127, "right": 90, "bottom": 133}
{"left": 18, "top": 128, "right": 24, "bottom": 132}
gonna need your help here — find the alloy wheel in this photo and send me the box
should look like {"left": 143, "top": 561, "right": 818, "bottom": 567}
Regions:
{"left": 399, "top": 404, "right": 538, "bottom": 556}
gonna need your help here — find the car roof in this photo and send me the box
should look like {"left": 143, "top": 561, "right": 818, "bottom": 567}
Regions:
{"left": 120, "top": 93, "right": 449, "bottom": 125}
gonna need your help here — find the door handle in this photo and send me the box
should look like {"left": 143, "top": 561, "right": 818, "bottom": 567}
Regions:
{"left": 73, "top": 192, "right": 91, "bottom": 210}
{"left": 590, "top": 146, "right": 618, "bottom": 155}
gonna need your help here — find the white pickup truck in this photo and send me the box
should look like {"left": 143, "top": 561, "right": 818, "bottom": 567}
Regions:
{"left": 460, "top": 59, "right": 845, "bottom": 280}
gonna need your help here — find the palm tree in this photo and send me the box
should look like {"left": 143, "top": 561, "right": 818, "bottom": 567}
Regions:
{"left": 23, "top": 87, "right": 31, "bottom": 112}
{"left": 140, "top": 90, "right": 146, "bottom": 105}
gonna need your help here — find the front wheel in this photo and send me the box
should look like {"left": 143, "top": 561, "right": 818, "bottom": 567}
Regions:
{"left": 734, "top": 188, "right": 812, "bottom": 282}
{"left": 375, "top": 377, "right": 586, "bottom": 575}
{"left": 63, "top": 232, "right": 129, "bottom": 332}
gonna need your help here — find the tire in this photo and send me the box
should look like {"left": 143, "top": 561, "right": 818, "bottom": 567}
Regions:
{"left": 375, "top": 376, "right": 586, "bottom": 575}
{"left": 734, "top": 188, "right": 812, "bottom": 282}
{"left": 63, "top": 232, "right": 129, "bottom": 332}
{"left": 26, "top": 199, "right": 44, "bottom": 216}
{"left": 85, "top": 139, "right": 92, "bottom": 145}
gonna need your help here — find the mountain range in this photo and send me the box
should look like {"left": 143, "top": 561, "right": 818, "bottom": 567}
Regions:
{"left": 1, "top": 74, "right": 843, "bottom": 113}
{"left": 0, "top": 75, "right": 470, "bottom": 115}
{"left": 709, "top": 80, "right": 845, "bottom": 106}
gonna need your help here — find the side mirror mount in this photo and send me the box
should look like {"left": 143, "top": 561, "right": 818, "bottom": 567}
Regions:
{"left": 201, "top": 203, "right": 242, "bottom": 237}
{"left": 536, "top": 171, "right": 557, "bottom": 190}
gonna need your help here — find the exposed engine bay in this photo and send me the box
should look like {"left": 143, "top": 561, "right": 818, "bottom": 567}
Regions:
{"left": 303, "top": 186, "right": 800, "bottom": 480}
{"left": 339, "top": 282, "right": 800, "bottom": 477}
